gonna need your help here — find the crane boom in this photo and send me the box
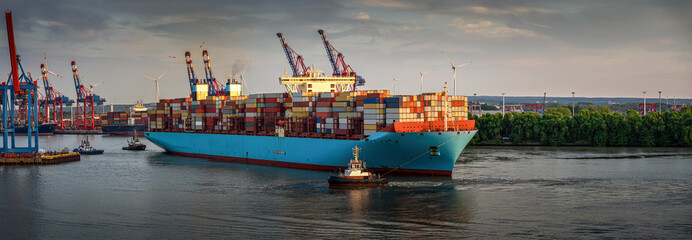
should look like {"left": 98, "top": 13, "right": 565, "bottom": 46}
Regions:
{"left": 317, "top": 29, "right": 365, "bottom": 87}
{"left": 5, "top": 11, "right": 20, "bottom": 92}
{"left": 71, "top": 61, "right": 85, "bottom": 101}
{"left": 202, "top": 50, "right": 225, "bottom": 96}
{"left": 40, "top": 64, "right": 53, "bottom": 101}
{"left": 184, "top": 51, "right": 198, "bottom": 94}
{"left": 276, "top": 33, "right": 309, "bottom": 76}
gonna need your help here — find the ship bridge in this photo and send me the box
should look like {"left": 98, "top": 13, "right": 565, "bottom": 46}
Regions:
{"left": 279, "top": 66, "right": 355, "bottom": 95}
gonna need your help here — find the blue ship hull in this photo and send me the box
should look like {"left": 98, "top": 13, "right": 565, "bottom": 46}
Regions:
{"left": 146, "top": 130, "right": 476, "bottom": 176}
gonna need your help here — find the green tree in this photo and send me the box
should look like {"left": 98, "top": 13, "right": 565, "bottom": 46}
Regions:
{"left": 540, "top": 112, "right": 567, "bottom": 146}
{"left": 591, "top": 112, "right": 608, "bottom": 147}
{"left": 598, "top": 105, "right": 611, "bottom": 114}
{"left": 606, "top": 112, "right": 629, "bottom": 146}
{"left": 626, "top": 110, "right": 642, "bottom": 146}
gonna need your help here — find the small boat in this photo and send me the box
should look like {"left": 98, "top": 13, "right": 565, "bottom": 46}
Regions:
{"left": 328, "top": 146, "right": 389, "bottom": 187}
{"left": 122, "top": 130, "right": 146, "bottom": 151}
{"left": 73, "top": 139, "right": 104, "bottom": 155}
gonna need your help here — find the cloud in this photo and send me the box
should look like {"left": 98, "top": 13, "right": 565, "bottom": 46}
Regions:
{"left": 468, "top": 5, "right": 556, "bottom": 15}
{"left": 450, "top": 17, "right": 543, "bottom": 39}
{"left": 355, "top": 12, "right": 370, "bottom": 21}
{"left": 354, "top": 0, "right": 423, "bottom": 10}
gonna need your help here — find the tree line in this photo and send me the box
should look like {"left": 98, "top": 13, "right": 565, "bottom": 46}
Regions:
{"left": 470, "top": 106, "right": 692, "bottom": 147}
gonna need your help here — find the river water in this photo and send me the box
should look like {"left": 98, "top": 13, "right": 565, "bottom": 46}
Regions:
{"left": 1, "top": 135, "right": 691, "bottom": 238}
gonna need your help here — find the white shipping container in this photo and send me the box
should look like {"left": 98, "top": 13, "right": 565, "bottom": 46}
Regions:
{"left": 315, "top": 107, "right": 332, "bottom": 113}
{"left": 319, "top": 92, "right": 335, "bottom": 98}
{"left": 364, "top": 108, "right": 385, "bottom": 114}
{"left": 363, "top": 114, "right": 385, "bottom": 120}
{"left": 364, "top": 130, "right": 377, "bottom": 136}
{"left": 385, "top": 108, "right": 409, "bottom": 114}
{"left": 364, "top": 119, "right": 385, "bottom": 125}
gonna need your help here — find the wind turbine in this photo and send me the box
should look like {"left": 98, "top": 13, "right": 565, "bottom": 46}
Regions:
{"left": 414, "top": 65, "right": 433, "bottom": 94}
{"left": 225, "top": 59, "right": 252, "bottom": 95}
{"left": 81, "top": 76, "right": 104, "bottom": 94}
{"left": 143, "top": 70, "right": 168, "bottom": 102}
{"left": 391, "top": 74, "right": 403, "bottom": 95}
{"left": 81, "top": 76, "right": 104, "bottom": 113}
{"left": 42, "top": 53, "right": 63, "bottom": 79}
{"left": 443, "top": 52, "right": 471, "bottom": 96}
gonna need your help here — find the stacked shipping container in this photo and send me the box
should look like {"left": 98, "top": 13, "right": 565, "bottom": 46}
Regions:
{"left": 101, "top": 111, "right": 148, "bottom": 126}
{"left": 147, "top": 90, "right": 471, "bottom": 138}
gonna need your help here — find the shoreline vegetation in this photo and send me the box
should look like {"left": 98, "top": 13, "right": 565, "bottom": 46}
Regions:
{"left": 470, "top": 106, "right": 692, "bottom": 147}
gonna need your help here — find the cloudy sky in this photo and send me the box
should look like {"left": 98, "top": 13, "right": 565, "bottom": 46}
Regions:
{"left": 1, "top": 0, "right": 690, "bottom": 103}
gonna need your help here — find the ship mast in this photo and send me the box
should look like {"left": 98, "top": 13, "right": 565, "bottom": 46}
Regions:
{"left": 444, "top": 82, "right": 448, "bottom": 131}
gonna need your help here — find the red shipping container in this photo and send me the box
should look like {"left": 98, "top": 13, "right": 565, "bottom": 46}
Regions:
{"left": 265, "top": 98, "right": 278, "bottom": 103}
{"left": 316, "top": 112, "right": 331, "bottom": 118}
{"left": 318, "top": 97, "right": 335, "bottom": 102}
{"left": 316, "top": 102, "right": 332, "bottom": 107}
{"left": 334, "top": 129, "right": 348, "bottom": 135}
{"left": 265, "top": 107, "right": 281, "bottom": 113}
{"left": 294, "top": 102, "right": 310, "bottom": 107}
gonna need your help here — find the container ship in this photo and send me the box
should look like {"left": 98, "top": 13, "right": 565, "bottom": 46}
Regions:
{"left": 146, "top": 67, "right": 477, "bottom": 176}
{"left": 13, "top": 122, "right": 56, "bottom": 136}
{"left": 101, "top": 102, "right": 148, "bottom": 136}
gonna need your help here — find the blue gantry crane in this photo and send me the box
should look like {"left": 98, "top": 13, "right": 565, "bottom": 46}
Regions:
{"left": 276, "top": 33, "right": 310, "bottom": 76}
{"left": 202, "top": 50, "right": 225, "bottom": 96}
{"left": 1, "top": 11, "right": 39, "bottom": 153}
{"left": 71, "top": 61, "right": 105, "bottom": 130}
{"left": 40, "top": 57, "right": 74, "bottom": 130}
{"left": 170, "top": 42, "right": 205, "bottom": 96}
{"left": 317, "top": 29, "right": 365, "bottom": 87}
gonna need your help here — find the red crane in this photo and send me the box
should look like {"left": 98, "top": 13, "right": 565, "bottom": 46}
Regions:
{"left": 317, "top": 29, "right": 365, "bottom": 87}
{"left": 276, "top": 33, "right": 310, "bottom": 76}
{"left": 2, "top": 10, "right": 40, "bottom": 153}
{"left": 40, "top": 56, "right": 74, "bottom": 130}
{"left": 202, "top": 50, "right": 225, "bottom": 96}
{"left": 170, "top": 42, "right": 204, "bottom": 96}
{"left": 71, "top": 61, "right": 105, "bottom": 130}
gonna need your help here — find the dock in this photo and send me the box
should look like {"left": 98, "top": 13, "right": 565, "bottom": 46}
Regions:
{"left": 55, "top": 130, "right": 104, "bottom": 135}
{"left": 1, "top": 152, "right": 81, "bottom": 165}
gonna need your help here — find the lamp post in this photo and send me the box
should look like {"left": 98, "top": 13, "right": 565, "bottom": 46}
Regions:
{"left": 473, "top": 93, "right": 477, "bottom": 116}
{"left": 571, "top": 92, "right": 575, "bottom": 116}
{"left": 501, "top": 92, "right": 506, "bottom": 116}
{"left": 643, "top": 91, "right": 647, "bottom": 115}
{"left": 543, "top": 92, "right": 547, "bottom": 113}
{"left": 658, "top": 91, "right": 662, "bottom": 113}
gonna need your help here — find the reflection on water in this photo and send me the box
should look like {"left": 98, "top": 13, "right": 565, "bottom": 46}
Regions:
{"left": 1, "top": 135, "right": 691, "bottom": 238}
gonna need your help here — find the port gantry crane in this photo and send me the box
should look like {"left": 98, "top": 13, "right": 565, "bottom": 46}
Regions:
{"left": 71, "top": 61, "right": 105, "bottom": 130}
{"left": 40, "top": 58, "right": 74, "bottom": 130}
{"left": 201, "top": 50, "right": 226, "bottom": 96}
{"left": 1, "top": 11, "right": 39, "bottom": 153}
{"left": 170, "top": 42, "right": 205, "bottom": 97}
{"left": 277, "top": 33, "right": 310, "bottom": 77}
{"left": 277, "top": 32, "right": 356, "bottom": 95}
{"left": 317, "top": 29, "right": 366, "bottom": 89}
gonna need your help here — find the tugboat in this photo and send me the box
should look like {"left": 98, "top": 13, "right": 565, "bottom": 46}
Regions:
{"left": 328, "top": 146, "right": 389, "bottom": 187}
{"left": 122, "top": 130, "right": 146, "bottom": 151}
{"left": 73, "top": 138, "right": 104, "bottom": 155}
